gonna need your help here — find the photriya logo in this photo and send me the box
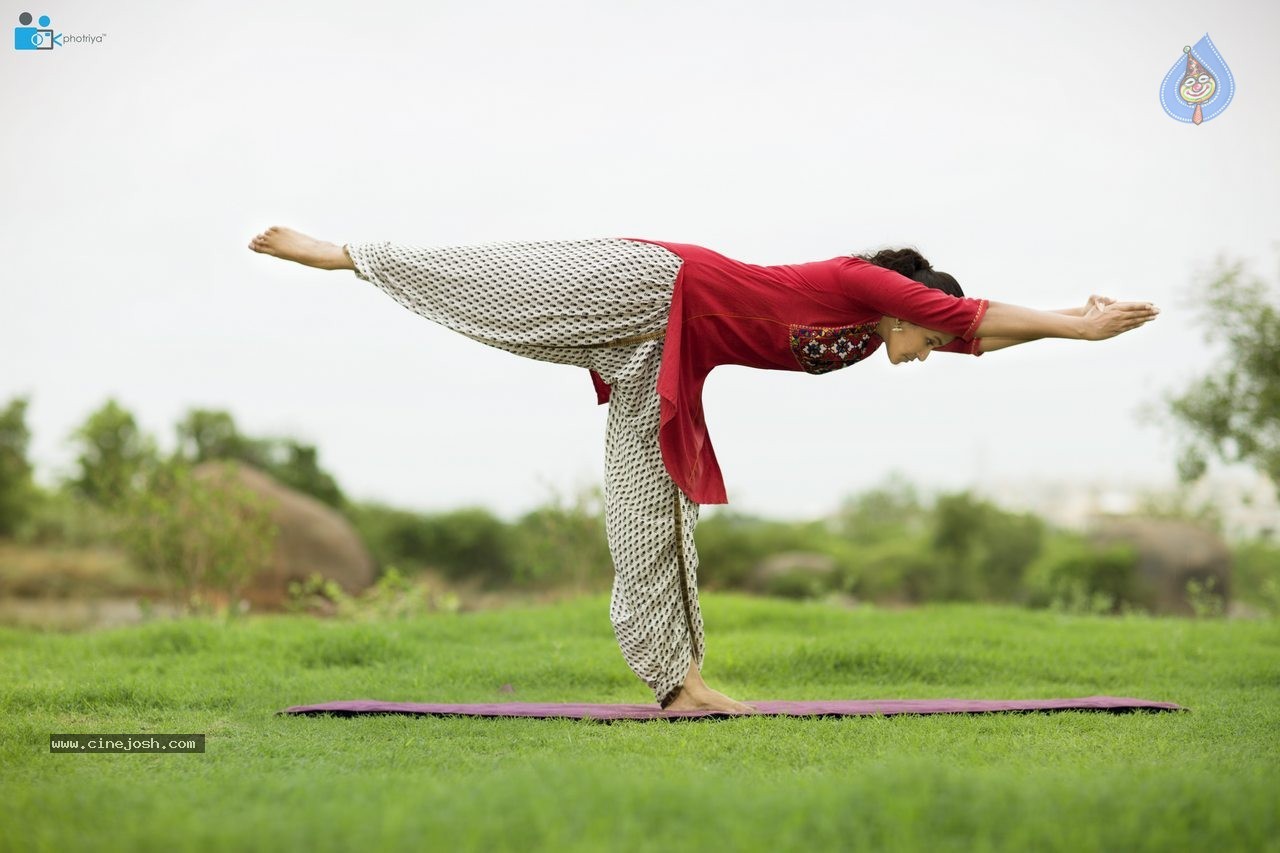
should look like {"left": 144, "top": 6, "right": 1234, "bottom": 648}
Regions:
{"left": 14, "top": 11, "right": 58, "bottom": 49}
{"left": 12, "top": 11, "right": 104, "bottom": 50}
{"left": 1159, "top": 33, "right": 1236, "bottom": 125}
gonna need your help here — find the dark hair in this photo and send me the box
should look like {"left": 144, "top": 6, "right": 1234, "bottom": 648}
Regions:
{"left": 854, "top": 247, "right": 964, "bottom": 298}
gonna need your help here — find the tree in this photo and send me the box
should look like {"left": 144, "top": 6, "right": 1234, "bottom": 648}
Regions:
{"left": 267, "top": 439, "right": 346, "bottom": 510}
{"left": 1161, "top": 253, "right": 1280, "bottom": 498}
{"left": 175, "top": 408, "right": 346, "bottom": 510}
{"left": 931, "top": 491, "right": 1044, "bottom": 601}
{"left": 0, "top": 395, "right": 38, "bottom": 538}
{"left": 175, "top": 409, "right": 253, "bottom": 463}
{"left": 65, "top": 399, "right": 160, "bottom": 508}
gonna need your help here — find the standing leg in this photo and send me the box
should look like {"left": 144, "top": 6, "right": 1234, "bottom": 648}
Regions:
{"left": 602, "top": 342, "right": 755, "bottom": 713}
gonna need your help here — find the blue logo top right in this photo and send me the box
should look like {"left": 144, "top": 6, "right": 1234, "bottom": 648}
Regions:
{"left": 1160, "top": 33, "right": 1235, "bottom": 125}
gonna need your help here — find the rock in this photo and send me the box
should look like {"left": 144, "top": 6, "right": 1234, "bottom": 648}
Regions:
{"left": 191, "top": 461, "right": 375, "bottom": 610}
{"left": 1087, "top": 517, "right": 1231, "bottom": 616}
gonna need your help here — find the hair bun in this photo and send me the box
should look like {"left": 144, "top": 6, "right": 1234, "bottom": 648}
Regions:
{"left": 858, "top": 247, "right": 933, "bottom": 278}
{"left": 851, "top": 245, "right": 963, "bottom": 297}
{"left": 910, "top": 253, "right": 933, "bottom": 273}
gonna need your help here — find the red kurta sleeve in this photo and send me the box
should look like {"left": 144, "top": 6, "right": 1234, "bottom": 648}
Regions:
{"left": 835, "top": 257, "right": 989, "bottom": 341}
{"left": 935, "top": 337, "right": 984, "bottom": 355}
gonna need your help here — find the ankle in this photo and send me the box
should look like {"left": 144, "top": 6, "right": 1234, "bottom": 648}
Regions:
{"left": 335, "top": 242, "right": 356, "bottom": 271}
{"left": 682, "top": 658, "right": 707, "bottom": 690}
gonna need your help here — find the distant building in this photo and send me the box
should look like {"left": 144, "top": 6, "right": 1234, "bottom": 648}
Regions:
{"left": 972, "top": 470, "right": 1277, "bottom": 542}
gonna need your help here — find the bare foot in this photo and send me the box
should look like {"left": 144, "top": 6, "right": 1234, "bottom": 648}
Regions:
{"left": 247, "top": 226, "right": 352, "bottom": 271}
{"left": 666, "top": 682, "right": 758, "bottom": 714}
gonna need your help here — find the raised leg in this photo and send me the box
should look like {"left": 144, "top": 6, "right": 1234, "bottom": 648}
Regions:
{"left": 247, "top": 226, "right": 354, "bottom": 270}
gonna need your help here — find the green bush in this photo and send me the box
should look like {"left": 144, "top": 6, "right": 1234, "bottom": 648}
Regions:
{"left": 0, "top": 395, "right": 39, "bottom": 540}
{"left": 931, "top": 492, "right": 1044, "bottom": 601}
{"left": 832, "top": 473, "right": 928, "bottom": 545}
{"left": 114, "top": 458, "right": 278, "bottom": 615}
{"left": 691, "top": 510, "right": 767, "bottom": 589}
{"left": 407, "top": 507, "right": 515, "bottom": 586}
{"left": 761, "top": 569, "right": 833, "bottom": 600}
{"left": 839, "top": 536, "right": 940, "bottom": 603}
{"left": 1231, "top": 539, "right": 1280, "bottom": 615}
{"left": 10, "top": 486, "right": 124, "bottom": 548}
{"left": 347, "top": 502, "right": 517, "bottom": 587}
{"left": 1021, "top": 532, "right": 1140, "bottom": 614}
{"left": 1185, "top": 576, "right": 1227, "bottom": 618}
{"left": 696, "top": 512, "right": 841, "bottom": 591}
{"left": 286, "top": 566, "right": 460, "bottom": 620}
{"left": 508, "top": 485, "right": 611, "bottom": 590}
{"left": 346, "top": 501, "right": 433, "bottom": 575}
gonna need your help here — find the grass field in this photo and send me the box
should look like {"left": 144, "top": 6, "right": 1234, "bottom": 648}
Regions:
{"left": 2, "top": 594, "right": 1277, "bottom": 852}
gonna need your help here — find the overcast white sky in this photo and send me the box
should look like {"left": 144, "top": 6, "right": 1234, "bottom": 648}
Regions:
{"left": 3, "top": 0, "right": 1278, "bottom": 522}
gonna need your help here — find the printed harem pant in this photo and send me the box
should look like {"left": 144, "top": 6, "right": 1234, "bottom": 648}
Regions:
{"left": 343, "top": 237, "right": 704, "bottom": 707}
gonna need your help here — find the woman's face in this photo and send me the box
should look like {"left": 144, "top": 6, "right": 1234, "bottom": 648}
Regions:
{"left": 883, "top": 320, "right": 955, "bottom": 364}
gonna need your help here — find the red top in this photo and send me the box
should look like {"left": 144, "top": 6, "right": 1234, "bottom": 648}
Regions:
{"left": 589, "top": 238, "right": 989, "bottom": 505}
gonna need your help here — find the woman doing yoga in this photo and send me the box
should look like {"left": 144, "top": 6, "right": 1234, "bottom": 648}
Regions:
{"left": 248, "top": 225, "right": 1159, "bottom": 714}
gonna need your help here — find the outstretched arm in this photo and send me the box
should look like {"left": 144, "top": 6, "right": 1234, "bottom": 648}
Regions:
{"left": 975, "top": 295, "right": 1159, "bottom": 347}
{"left": 979, "top": 298, "right": 1110, "bottom": 353}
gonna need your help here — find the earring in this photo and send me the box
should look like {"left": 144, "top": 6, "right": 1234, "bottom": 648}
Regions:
{"left": 892, "top": 319, "right": 903, "bottom": 332}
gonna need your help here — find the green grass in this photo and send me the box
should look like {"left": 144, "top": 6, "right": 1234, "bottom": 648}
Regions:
{"left": 2, "top": 595, "right": 1277, "bottom": 852}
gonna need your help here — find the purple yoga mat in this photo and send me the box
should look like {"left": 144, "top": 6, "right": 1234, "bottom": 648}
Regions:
{"left": 277, "top": 696, "right": 1186, "bottom": 721}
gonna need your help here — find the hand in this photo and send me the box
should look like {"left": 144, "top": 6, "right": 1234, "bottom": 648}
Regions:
{"left": 1081, "top": 299, "right": 1160, "bottom": 341}
{"left": 1083, "top": 294, "right": 1116, "bottom": 314}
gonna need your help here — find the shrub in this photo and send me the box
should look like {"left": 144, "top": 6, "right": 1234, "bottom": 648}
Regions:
{"left": 11, "top": 487, "right": 124, "bottom": 548}
{"left": 692, "top": 510, "right": 767, "bottom": 589}
{"left": 931, "top": 491, "right": 1044, "bottom": 601}
{"left": 1186, "top": 576, "right": 1226, "bottom": 618}
{"left": 347, "top": 502, "right": 516, "bottom": 587}
{"left": 1231, "top": 538, "right": 1280, "bottom": 615}
{"left": 839, "top": 537, "right": 941, "bottom": 603}
{"left": 832, "top": 473, "right": 928, "bottom": 545}
{"left": 346, "top": 501, "right": 435, "bottom": 575}
{"left": 1022, "top": 532, "right": 1140, "bottom": 614}
{"left": 696, "top": 512, "right": 840, "bottom": 591}
{"left": 286, "top": 566, "right": 460, "bottom": 621}
{"left": 509, "top": 483, "right": 610, "bottom": 590}
{"left": 114, "top": 458, "right": 278, "bottom": 616}
{"left": 761, "top": 568, "right": 832, "bottom": 600}
{"left": 0, "top": 395, "right": 38, "bottom": 539}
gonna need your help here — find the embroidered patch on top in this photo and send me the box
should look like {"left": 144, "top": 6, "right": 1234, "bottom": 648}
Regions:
{"left": 789, "top": 322, "right": 879, "bottom": 374}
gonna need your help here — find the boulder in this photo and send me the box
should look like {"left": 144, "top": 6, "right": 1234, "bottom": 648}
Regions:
{"left": 191, "top": 461, "right": 376, "bottom": 610}
{"left": 1087, "top": 517, "right": 1231, "bottom": 616}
